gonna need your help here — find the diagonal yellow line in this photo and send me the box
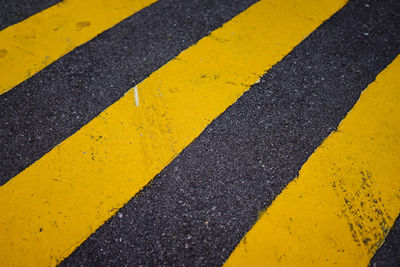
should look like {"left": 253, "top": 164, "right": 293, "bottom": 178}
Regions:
{"left": 0, "top": 0, "right": 346, "bottom": 265}
{"left": 0, "top": 0, "right": 157, "bottom": 95}
{"left": 224, "top": 55, "right": 400, "bottom": 266}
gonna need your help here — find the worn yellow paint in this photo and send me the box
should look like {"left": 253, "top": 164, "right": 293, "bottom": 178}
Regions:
{"left": 0, "top": 0, "right": 346, "bottom": 266}
{"left": 0, "top": 0, "right": 157, "bottom": 95}
{"left": 225, "top": 56, "right": 400, "bottom": 266}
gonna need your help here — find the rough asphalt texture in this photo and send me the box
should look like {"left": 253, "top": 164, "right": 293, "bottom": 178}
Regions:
{"left": 0, "top": 0, "right": 61, "bottom": 30}
{"left": 370, "top": 216, "right": 400, "bottom": 266}
{"left": 1, "top": 0, "right": 399, "bottom": 265}
{"left": 58, "top": 0, "right": 400, "bottom": 266}
{"left": 0, "top": 0, "right": 257, "bottom": 185}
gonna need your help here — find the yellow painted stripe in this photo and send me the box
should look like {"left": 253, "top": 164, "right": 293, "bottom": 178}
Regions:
{"left": 225, "top": 55, "right": 400, "bottom": 266}
{"left": 0, "top": 0, "right": 157, "bottom": 95}
{"left": 0, "top": 0, "right": 346, "bottom": 266}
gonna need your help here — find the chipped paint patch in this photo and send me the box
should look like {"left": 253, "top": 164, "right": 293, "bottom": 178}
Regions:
{"left": 332, "top": 169, "right": 391, "bottom": 254}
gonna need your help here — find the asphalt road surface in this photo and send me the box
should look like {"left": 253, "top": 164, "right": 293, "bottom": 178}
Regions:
{"left": 1, "top": 0, "right": 399, "bottom": 266}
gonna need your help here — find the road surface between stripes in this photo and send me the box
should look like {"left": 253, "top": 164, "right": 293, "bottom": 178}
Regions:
{"left": 225, "top": 55, "right": 400, "bottom": 266}
{"left": 0, "top": 0, "right": 157, "bottom": 95}
{"left": 0, "top": 0, "right": 346, "bottom": 265}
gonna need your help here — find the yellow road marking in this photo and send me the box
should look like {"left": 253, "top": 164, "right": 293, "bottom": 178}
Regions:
{"left": 0, "top": 0, "right": 346, "bottom": 265}
{"left": 0, "top": 0, "right": 157, "bottom": 95}
{"left": 225, "top": 55, "right": 400, "bottom": 266}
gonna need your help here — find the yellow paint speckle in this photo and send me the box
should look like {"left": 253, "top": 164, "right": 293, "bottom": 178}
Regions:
{"left": 76, "top": 21, "right": 91, "bottom": 28}
{"left": 0, "top": 49, "right": 7, "bottom": 58}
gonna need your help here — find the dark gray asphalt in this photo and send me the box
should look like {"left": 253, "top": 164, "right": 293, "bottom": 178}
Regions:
{"left": 0, "top": 0, "right": 257, "bottom": 186}
{"left": 0, "top": 0, "right": 61, "bottom": 30}
{"left": 370, "top": 217, "right": 400, "bottom": 266}
{"left": 56, "top": 0, "right": 400, "bottom": 266}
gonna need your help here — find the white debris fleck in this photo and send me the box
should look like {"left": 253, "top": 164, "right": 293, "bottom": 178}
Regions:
{"left": 133, "top": 85, "right": 139, "bottom": 106}
{"left": 364, "top": 32, "right": 369, "bottom": 36}
{"left": 117, "top": 212, "right": 123, "bottom": 218}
